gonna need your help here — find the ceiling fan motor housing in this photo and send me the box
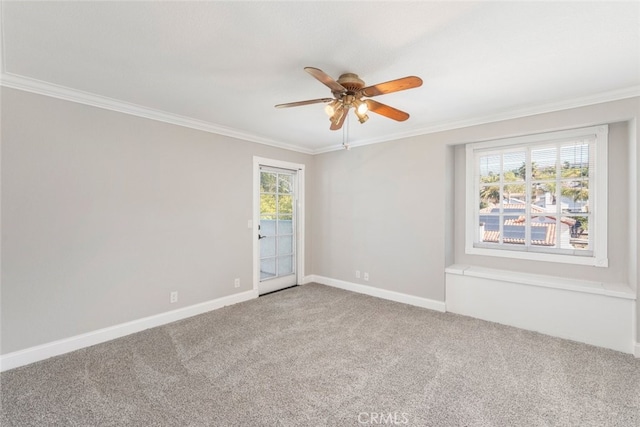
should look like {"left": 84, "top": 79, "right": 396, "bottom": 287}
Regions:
{"left": 336, "top": 73, "right": 365, "bottom": 93}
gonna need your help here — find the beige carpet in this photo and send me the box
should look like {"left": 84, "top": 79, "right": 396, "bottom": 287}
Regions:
{"left": 1, "top": 283, "right": 639, "bottom": 426}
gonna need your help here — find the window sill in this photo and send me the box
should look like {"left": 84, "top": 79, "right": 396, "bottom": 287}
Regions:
{"left": 445, "top": 264, "right": 635, "bottom": 300}
{"left": 465, "top": 245, "right": 608, "bottom": 267}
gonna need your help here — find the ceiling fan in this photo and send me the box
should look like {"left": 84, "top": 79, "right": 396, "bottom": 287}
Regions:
{"left": 275, "top": 67, "right": 423, "bottom": 131}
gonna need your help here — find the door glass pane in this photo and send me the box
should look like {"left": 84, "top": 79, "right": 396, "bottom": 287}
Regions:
{"left": 260, "top": 194, "right": 276, "bottom": 215}
{"left": 261, "top": 172, "right": 277, "bottom": 193}
{"left": 261, "top": 258, "right": 276, "bottom": 279}
{"left": 277, "top": 255, "right": 293, "bottom": 275}
{"left": 261, "top": 237, "right": 276, "bottom": 257}
{"left": 278, "top": 195, "right": 293, "bottom": 214}
{"left": 278, "top": 215, "right": 293, "bottom": 234}
{"left": 278, "top": 175, "right": 292, "bottom": 194}
{"left": 277, "top": 235, "right": 293, "bottom": 255}
{"left": 260, "top": 218, "right": 276, "bottom": 236}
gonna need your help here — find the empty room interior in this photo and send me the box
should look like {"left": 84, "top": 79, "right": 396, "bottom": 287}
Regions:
{"left": 1, "top": 1, "right": 639, "bottom": 425}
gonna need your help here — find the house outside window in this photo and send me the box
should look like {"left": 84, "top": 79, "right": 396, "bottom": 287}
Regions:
{"left": 466, "top": 125, "right": 608, "bottom": 267}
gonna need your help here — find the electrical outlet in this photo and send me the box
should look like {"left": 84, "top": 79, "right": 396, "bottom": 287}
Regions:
{"left": 170, "top": 291, "right": 178, "bottom": 303}
{"left": 356, "top": 270, "right": 361, "bottom": 279}
{"left": 363, "top": 272, "right": 369, "bottom": 281}
{"left": 234, "top": 278, "right": 240, "bottom": 288}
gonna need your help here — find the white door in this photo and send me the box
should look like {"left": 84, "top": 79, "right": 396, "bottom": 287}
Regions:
{"left": 257, "top": 166, "right": 298, "bottom": 294}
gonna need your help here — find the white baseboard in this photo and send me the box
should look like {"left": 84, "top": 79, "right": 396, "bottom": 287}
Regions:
{"left": 300, "top": 275, "right": 316, "bottom": 285}
{"left": 306, "top": 275, "right": 446, "bottom": 313}
{"left": 0, "top": 289, "right": 258, "bottom": 372}
{"left": 635, "top": 342, "right": 640, "bottom": 358}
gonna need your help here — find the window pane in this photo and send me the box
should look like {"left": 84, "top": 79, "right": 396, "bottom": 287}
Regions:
{"left": 502, "top": 215, "right": 526, "bottom": 246}
{"left": 503, "top": 183, "right": 527, "bottom": 204}
{"left": 478, "top": 212, "right": 500, "bottom": 244}
{"left": 480, "top": 185, "right": 500, "bottom": 206}
{"left": 560, "top": 179, "right": 589, "bottom": 213}
{"left": 556, "top": 216, "right": 575, "bottom": 250}
{"left": 561, "top": 143, "right": 590, "bottom": 173}
{"left": 260, "top": 172, "right": 277, "bottom": 193}
{"left": 565, "top": 215, "right": 590, "bottom": 250}
{"left": 532, "top": 181, "right": 556, "bottom": 203}
{"left": 529, "top": 215, "right": 556, "bottom": 247}
{"left": 531, "top": 146, "right": 557, "bottom": 180}
{"left": 531, "top": 184, "right": 546, "bottom": 208}
{"left": 479, "top": 154, "right": 501, "bottom": 183}
{"left": 503, "top": 151, "right": 526, "bottom": 181}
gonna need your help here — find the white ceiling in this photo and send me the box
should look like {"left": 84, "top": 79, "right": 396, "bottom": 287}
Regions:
{"left": 1, "top": 1, "right": 639, "bottom": 153}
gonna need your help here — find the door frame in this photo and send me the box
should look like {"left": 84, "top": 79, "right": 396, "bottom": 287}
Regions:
{"left": 253, "top": 156, "right": 305, "bottom": 294}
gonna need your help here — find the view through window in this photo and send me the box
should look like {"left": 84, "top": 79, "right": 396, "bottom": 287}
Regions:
{"left": 466, "top": 125, "right": 608, "bottom": 265}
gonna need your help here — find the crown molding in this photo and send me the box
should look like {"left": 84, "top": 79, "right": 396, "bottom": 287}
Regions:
{"left": 2, "top": 72, "right": 637, "bottom": 156}
{"left": 312, "top": 85, "right": 640, "bottom": 154}
{"left": 0, "top": 72, "right": 315, "bottom": 155}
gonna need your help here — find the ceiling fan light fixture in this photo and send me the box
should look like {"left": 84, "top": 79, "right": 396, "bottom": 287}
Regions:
{"left": 356, "top": 112, "right": 369, "bottom": 124}
{"left": 330, "top": 105, "right": 346, "bottom": 125}
{"left": 324, "top": 100, "right": 340, "bottom": 117}
{"left": 355, "top": 99, "right": 368, "bottom": 115}
{"left": 353, "top": 99, "right": 369, "bottom": 123}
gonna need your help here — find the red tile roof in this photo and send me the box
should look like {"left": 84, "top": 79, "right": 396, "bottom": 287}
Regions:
{"left": 483, "top": 222, "right": 557, "bottom": 246}
{"left": 480, "top": 202, "right": 576, "bottom": 246}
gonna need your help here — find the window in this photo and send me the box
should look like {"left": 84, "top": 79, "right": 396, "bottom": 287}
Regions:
{"left": 466, "top": 125, "right": 608, "bottom": 267}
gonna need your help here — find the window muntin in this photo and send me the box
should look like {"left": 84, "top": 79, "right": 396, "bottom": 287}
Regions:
{"left": 466, "top": 126, "right": 608, "bottom": 266}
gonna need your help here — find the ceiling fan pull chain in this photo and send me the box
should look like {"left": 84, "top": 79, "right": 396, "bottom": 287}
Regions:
{"left": 343, "top": 113, "right": 351, "bottom": 150}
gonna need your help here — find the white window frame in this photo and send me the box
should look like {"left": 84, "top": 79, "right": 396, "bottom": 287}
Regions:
{"left": 465, "top": 125, "right": 608, "bottom": 267}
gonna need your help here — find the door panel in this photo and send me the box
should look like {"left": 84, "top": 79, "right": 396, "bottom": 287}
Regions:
{"left": 258, "top": 167, "right": 297, "bottom": 294}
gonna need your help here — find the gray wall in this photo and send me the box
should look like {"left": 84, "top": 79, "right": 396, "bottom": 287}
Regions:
{"left": 2, "top": 86, "right": 639, "bottom": 355}
{"left": 311, "top": 137, "right": 448, "bottom": 302}
{"left": 1, "top": 87, "right": 313, "bottom": 353}
{"left": 312, "top": 98, "right": 639, "bottom": 343}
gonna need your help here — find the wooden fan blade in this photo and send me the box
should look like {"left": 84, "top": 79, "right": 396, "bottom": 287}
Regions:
{"left": 365, "top": 99, "right": 410, "bottom": 121}
{"left": 329, "top": 108, "right": 348, "bottom": 131}
{"left": 275, "top": 98, "right": 334, "bottom": 108}
{"left": 361, "top": 76, "right": 423, "bottom": 97}
{"left": 305, "top": 67, "right": 347, "bottom": 94}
